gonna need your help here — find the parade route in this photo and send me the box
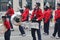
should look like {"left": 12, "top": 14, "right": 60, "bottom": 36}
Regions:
{"left": 0, "top": 23, "right": 60, "bottom": 40}
{"left": 0, "top": 0, "right": 60, "bottom": 40}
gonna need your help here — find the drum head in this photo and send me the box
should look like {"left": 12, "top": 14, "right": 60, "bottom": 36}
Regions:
{"left": 11, "top": 13, "right": 21, "bottom": 26}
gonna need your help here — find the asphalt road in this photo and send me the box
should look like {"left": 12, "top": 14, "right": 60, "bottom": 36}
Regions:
{"left": 0, "top": 22, "right": 60, "bottom": 40}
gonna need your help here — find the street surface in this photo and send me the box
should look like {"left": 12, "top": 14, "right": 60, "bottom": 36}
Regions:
{"left": 0, "top": 22, "right": 60, "bottom": 40}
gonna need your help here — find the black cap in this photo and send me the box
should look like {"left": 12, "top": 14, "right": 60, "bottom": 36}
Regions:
{"left": 7, "top": 3, "right": 11, "bottom": 7}
{"left": 36, "top": 2, "right": 40, "bottom": 7}
{"left": 57, "top": 3, "right": 60, "bottom": 6}
{"left": 7, "top": 4, "right": 12, "bottom": 9}
{"left": 2, "top": 16, "right": 6, "bottom": 19}
{"left": 24, "top": 4, "right": 30, "bottom": 9}
{"left": 20, "top": 8, "right": 24, "bottom": 13}
{"left": 44, "top": 6, "right": 50, "bottom": 9}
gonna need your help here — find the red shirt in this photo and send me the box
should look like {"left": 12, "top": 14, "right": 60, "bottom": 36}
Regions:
{"left": 6, "top": 7, "right": 14, "bottom": 16}
{"left": 22, "top": 8, "right": 29, "bottom": 22}
{"left": 4, "top": 20, "right": 10, "bottom": 29}
{"left": 43, "top": 9, "right": 51, "bottom": 23}
{"left": 30, "top": 9, "right": 43, "bottom": 21}
{"left": 55, "top": 9, "right": 60, "bottom": 21}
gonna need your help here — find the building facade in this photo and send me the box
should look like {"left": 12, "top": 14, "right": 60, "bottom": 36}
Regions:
{"left": 0, "top": 0, "right": 13, "bottom": 11}
{"left": 0, "top": 0, "right": 59, "bottom": 12}
{"left": 0, "top": 0, "right": 44, "bottom": 12}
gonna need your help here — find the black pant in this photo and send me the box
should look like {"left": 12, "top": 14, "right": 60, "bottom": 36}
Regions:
{"left": 53, "top": 22, "right": 60, "bottom": 37}
{"left": 31, "top": 22, "right": 41, "bottom": 40}
{"left": 44, "top": 21, "right": 50, "bottom": 34}
{"left": 7, "top": 15, "right": 13, "bottom": 29}
{"left": 4, "top": 29, "right": 11, "bottom": 40}
{"left": 19, "top": 25, "right": 25, "bottom": 35}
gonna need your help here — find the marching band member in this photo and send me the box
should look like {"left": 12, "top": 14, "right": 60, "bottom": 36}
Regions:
{"left": 18, "top": 9, "right": 25, "bottom": 36}
{"left": 51, "top": 3, "right": 60, "bottom": 39}
{"left": 21, "top": 4, "right": 30, "bottom": 22}
{"left": 5, "top": 4, "right": 14, "bottom": 31}
{"left": 18, "top": 5, "right": 30, "bottom": 36}
{"left": 43, "top": 6, "right": 51, "bottom": 35}
{"left": 50, "top": 6, "right": 53, "bottom": 22}
{"left": 0, "top": 16, "right": 11, "bottom": 40}
{"left": 29, "top": 2, "right": 43, "bottom": 40}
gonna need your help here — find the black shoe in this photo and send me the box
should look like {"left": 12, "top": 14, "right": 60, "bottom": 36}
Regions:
{"left": 56, "top": 37, "right": 60, "bottom": 39}
{"left": 43, "top": 32, "right": 46, "bottom": 34}
{"left": 19, "top": 34, "right": 26, "bottom": 37}
{"left": 22, "top": 34, "right": 26, "bottom": 37}
{"left": 43, "top": 33, "right": 49, "bottom": 35}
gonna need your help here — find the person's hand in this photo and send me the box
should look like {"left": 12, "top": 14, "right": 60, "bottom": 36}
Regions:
{"left": 54, "top": 20, "right": 56, "bottom": 23}
{"left": 29, "top": 18, "right": 31, "bottom": 21}
{"left": 55, "top": 21, "right": 56, "bottom": 23}
{"left": 36, "top": 19, "right": 38, "bottom": 21}
{"left": 0, "top": 31, "right": 4, "bottom": 34}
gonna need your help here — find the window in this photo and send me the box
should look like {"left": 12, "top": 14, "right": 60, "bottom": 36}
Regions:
{"left": 19, "top": 0, "right": 22, "bottom": 8}
{"left": 26, "top": 0, "right": 32, "bottom": 10}
{"left": 0, "top": 0, "right": 9, "bottom": 2}
{"left": 0, "top": 3, "right": 7, "bottom": 11}
{"left": 0, "top": 0, "right": 13, "bottom": 11}
{"left": 44, "top": 0, "right": 55, "bottom": 10}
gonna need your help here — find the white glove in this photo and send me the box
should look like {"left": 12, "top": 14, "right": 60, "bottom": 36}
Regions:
{"left": 36, "top": 19, "right": 38, "bottom": 21}
{"left": 29, "top": 18, "right": 31, "bottom": 21}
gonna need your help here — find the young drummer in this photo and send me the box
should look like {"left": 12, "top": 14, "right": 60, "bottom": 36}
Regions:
{"left": 43, "top": 6, "right": 51, "bottom": 35}
{"left": 29, "top": 2, "right": 43, "bottom": 40}
{"left": 5, "top": 4, "right": 14, "bottom": 31}
{"left": 21, "top": 4, "right": 30, "bottom": 22}
{"left": 51, "top": 3, "right": 60, "bottom": 39}
{"left": 0, "top": 16, "right": 11, "bottom": 40}
{"left": 18, "top": 5, "right": 30, "bottom": 36}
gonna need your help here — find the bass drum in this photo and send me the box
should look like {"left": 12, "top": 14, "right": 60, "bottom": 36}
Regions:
{"left": 11, "top": 12, "right": 22, "bottom": 26}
